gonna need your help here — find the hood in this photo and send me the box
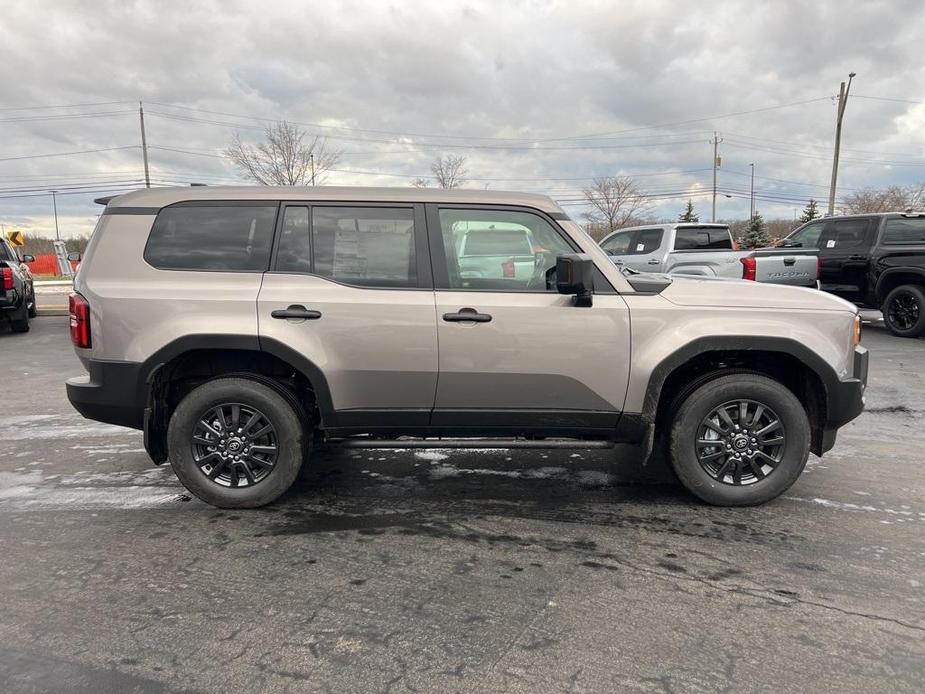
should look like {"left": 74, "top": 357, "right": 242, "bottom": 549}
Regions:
{"left": 660, "top": 274, "right": 857, "bottom": 313}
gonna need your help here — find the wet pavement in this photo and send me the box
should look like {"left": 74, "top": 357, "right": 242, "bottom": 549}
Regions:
{"left": 0, "top": 316, "right": 923, "bottom": 693}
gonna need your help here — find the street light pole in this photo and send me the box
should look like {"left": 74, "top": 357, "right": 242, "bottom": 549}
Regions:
{"left": 139, "top": 101, "right": 151, "bottom": 188}
{"left": 749, "top": 163, "right": 756, "bottom": 219}
{"left": 310, "top": 153, "right": 315, "bottom": 186}
{"left": 827, "top": 72, "right": 856, "bottom": 216}
{"left": 51, "top": 190, "right": 60, "bottom": 241}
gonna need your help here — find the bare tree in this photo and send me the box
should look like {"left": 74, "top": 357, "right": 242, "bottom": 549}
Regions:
{"left": 581, "top": 176, "right": 650, "bottom": 239}
{"left": 225, "top": 121, "right": 342, "bottom": 185}
{"left": 409, "top": 177, "right": 430, "bottom": 188}
{"left": 431, "top": 155, "right": 468, "bottom": 189}
{"left": 840, "top": 183, "right": 925, "bottom": 214}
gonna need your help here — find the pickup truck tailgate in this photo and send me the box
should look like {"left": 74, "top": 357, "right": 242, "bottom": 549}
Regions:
{"left": 751, "top": 249, "right": 818, "bottom": 287}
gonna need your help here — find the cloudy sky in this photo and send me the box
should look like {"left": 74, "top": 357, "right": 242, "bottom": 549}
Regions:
{"left": 3, "top": 0, "right": 925, "bottom": 239}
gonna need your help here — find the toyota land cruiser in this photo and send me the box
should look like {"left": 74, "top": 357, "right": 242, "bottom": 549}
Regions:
{"left": 66, "top": 187, "right": 868, "bottom": 509}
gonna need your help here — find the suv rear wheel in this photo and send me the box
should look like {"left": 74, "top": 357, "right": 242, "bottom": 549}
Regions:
{"left": 883, "top": 284, "right": 925, "bottom": 338}
{"left": 167, "top": 377, "right": 308, "bottom": 508}
{"left": 668, "top": 374, "right": 810, "bottom": 506}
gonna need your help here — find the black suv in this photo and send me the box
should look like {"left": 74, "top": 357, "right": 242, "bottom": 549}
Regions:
{"left": 780, "top": 213, "right": 925, "bottom": 337}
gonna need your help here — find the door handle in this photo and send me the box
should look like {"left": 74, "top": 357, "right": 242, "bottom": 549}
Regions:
{"left": 443, "top": 307, "right": 492, "bottom": 323}
{"left": 271, "top": 304, "right": 322, "bottom": 320}
{"left": 647, "top": 259, "right": 660, "bottom": 265}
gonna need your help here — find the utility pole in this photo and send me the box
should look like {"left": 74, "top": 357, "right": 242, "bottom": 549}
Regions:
{"left": 749, "top": 163, "right": 756, "bottom": 219}
{"left": 50, "top": 190, "right": 60, "bottom": 241}
{"left": 310, "top": 153, "right": 315, "bottom": 186}
{"left": 139, "top": 101, "right": 151, "bottom": 188}
{"left": 827, "top": 72, "right": 856, "bottom": 216}
{"left": 711, "top": 132, "right": 723, "bottom": 222}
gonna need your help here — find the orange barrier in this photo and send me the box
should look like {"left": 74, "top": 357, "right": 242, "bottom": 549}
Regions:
{"left": 24, "top": 254, "right": 79, "bottom": 276}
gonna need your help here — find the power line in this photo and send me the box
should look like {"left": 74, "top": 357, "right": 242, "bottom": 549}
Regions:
{"left": 0, "top": 145, "right": 139, "bottom": 162}
{"left": 0, "top": 100, "right": 134, "bottom": 112}
{"left": 852, "top": 94, "right": 925, "bottom": 106}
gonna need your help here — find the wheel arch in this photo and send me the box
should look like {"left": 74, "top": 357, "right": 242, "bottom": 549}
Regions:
{"left": 875, "top": 268, "right": 925, "bottom": 305}
{"left": 140, "top": 334, "right": 335, "bottom": 463}
{"left": 640, "top": 337, "right": 838, "bottom": 459}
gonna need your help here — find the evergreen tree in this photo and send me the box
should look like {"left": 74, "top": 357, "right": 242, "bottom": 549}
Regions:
{"left": 799, "top": 199, "right": 820, "bottom": 223}
{"left": 678, "top": 200, "right": 699, "bottom": 222}
{"left": 741, "top": 212, "right": 770, "bottom": 248}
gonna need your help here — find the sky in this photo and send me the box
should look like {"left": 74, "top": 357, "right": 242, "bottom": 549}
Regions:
{"left": 2, "top": 0, "right": 925, "bottom": 240}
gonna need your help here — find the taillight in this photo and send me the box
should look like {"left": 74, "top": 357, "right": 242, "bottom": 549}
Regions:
{"left": 502, "top": 260, "right": 515, "bottom": 278}
{"left": 1, "top": 267, "right": 12, "bottom": 291}
{"left": 816, "top": 255, "right": 822, "bottom": 279}
{"left": 741, "top": 256, "right": 757, "bottom": 281}
{"left": 69, "top": 292, "right": 91, "bottom": 348}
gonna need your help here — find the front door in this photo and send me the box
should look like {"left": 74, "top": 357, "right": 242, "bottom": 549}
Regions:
{"left": 427, "top": 205, "right": 631, "bottom": 434}
{"left": 257, "top": 203, "right": 438, "bottom": 429}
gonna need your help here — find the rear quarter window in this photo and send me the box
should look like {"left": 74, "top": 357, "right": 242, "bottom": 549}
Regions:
{"left": 144, "top": 204, "right": 277, "bottom": 271}
{"left": 883, "top": 218, "right": 925, "bottom": 245}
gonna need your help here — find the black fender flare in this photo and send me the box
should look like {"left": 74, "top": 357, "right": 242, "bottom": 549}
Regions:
{"left": 874, "top": 267, "right": 925, "bottom": 304}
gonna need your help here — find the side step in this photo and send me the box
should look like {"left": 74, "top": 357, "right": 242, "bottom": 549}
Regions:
{"left": 332, "top": 438, "right": 615, "bottom": 450}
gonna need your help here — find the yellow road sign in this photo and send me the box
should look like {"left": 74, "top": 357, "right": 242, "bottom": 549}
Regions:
{"left": 6, "top": 230, "right": 24, "bottom": 247}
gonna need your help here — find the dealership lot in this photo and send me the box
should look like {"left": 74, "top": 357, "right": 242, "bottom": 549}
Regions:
{"left": 0, "top": 317, "right": 922, "bottom": 693}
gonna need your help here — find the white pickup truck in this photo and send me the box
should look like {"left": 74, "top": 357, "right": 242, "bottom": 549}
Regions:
{"left": 599, "top": 223, "right": 819, "bottom": 287}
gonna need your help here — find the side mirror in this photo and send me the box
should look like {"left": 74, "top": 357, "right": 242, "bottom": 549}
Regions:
{"left": 21, "top": 254, "right": 34, "bottom": 263}
{"left": 556, "top": 253, "right": 594, "bottom": 307}
{"left": 67, "top": 251, "right": 82, "bottom": 261}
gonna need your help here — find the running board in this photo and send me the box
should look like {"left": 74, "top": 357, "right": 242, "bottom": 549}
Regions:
{"left": 332, "top": 438, "right": 615, "bottom": 450}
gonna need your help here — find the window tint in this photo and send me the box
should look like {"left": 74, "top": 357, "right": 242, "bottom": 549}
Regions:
{"left": 674, "top": 227, "right": 732, "bottom": 250}
{"left": 826, "top": 220, "right": 870, "bottom": 249}
{"left": 145, "top": 205, "right": 276, "bottom": 271}
{"left": 312, "top": 207, "right": 416, "bottom": 287}
{"left": 883, "top": 218, "right": 925, "bottom": 245}
{"left": 0, "top": 241, "right": 12, "bottom": 262}
{"left": 788, "top": 221, "right": 824, "bottom": 248}
{"left": 634, "top": 229, "right": 664, "bottom": 254}
{"left": 601, "top": 230, "right": 633, "bottom": 255}
{"left": 439, "top": 208, "right": 574, "bottom": 291}
{"left": 275, "top": 206, "right": 311, "bottom": 274}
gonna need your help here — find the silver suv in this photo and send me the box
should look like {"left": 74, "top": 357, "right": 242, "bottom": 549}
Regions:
{"left": 66, "top": 186, "right": 868, "bottom": 509}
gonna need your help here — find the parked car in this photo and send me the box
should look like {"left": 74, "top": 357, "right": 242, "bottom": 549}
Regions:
{"left": 67, "top": 187, "right": 867, "bottom": 509}
{"left": 600, "top": 223, "right": 819, "bottom": 287}
{"left": 0, "top": 237, "right": 35, "bottom": 332}
{"left": 779, "top": 212, "right": 925, "bottom": 337}
{"left": 454, "top": 227, "right": 537, "bottom": 283}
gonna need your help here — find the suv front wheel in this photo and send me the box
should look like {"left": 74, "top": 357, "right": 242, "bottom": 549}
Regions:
{"left": 167, "top": 377, "right": 308, "bottom": 508}
{"left": 668, "top": 374, "right": 810, "bottom": 506}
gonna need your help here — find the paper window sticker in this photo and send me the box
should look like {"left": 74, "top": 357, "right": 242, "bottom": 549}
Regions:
{"left": 826, "top": 239, "right": 836, "bottom": 248}
{"left": 636, "top": 243, "right": 646, "bottom": 252}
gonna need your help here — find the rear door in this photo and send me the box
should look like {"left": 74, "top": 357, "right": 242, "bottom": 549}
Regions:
{"left": 818, "top": 217, "right": 875, "bottom": 301}
{"left": 257, "top": 203, "right": 438, "bottom": 428}
{"left": 428, "top": 204, "right": 631, "bottom": 433}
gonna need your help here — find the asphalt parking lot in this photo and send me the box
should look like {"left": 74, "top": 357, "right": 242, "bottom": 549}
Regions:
{"left": 0, "top": 316, "right": 923, "bottom": 693}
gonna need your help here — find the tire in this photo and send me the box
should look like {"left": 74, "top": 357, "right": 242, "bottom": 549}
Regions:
{"left": 882, "top": 284, "right": 925, "bottom": 338}
{"left": 9, "top": 303, "right": 29, "bottom": 333}
{"left": 167, "top": 376, "right": 308, "bottom": 508}
{"left": 668, "top": 374, "right": 810, "bottom": 506}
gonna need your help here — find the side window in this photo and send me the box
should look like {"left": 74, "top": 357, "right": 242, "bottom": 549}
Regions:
{"left": 826, "top": 220, "right": 870, "bottom": 249}
{"left": 0, "top": 241, "right": 12, "bottom": 262}
{"left": 438, "top": 208, "right": 574, "bottom": 291}
{"left": 674, "top": 227, "right": 729, "bottom": 250}
{"left": 883, "top": 218, "right": 925, "bottom": 245}
{"left": 788, "top": 221, "right": 825, "bottom": 248}
{"left": 312, "top": 207, "right": 416, "bottom": 287}
{"left": 601, "top": 230, "right": 634, "bottom": 255}
{"left": 144, "top": 204, "right": 277, "bottom": 271}
{"left": 634, "top": 229, "right": 663, "bottom": 254}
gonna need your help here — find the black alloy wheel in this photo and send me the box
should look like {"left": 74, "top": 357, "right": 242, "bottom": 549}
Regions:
{"left": 191, "top": 403, "right": 279, "bottom": 488}
{"left": 695, "top": 399, "right": 785, "bottom": 486}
